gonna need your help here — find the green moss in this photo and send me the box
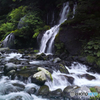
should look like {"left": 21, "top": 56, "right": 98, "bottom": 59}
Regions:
{"left": 34, "top": 50, "right": 39, "bottom": 53}
{"left": 22, "top": 66, "right": 27, "bottom": 70}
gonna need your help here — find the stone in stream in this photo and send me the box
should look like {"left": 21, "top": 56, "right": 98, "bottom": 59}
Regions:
{"left": 4, "top": 63, "right": 17, "bottom": 75}
{"left": 53, "top": 57, "right": 61, "bottom": 63}
{"left": 36, "top": 53, "right": 47, "bottom": 60}
{"left": 32, "top": 67, "right": 53, "bottom": 85}
{"left": 77, "top": 74, "right": 96, "bottom": 80}
{"left": 0, "top": 47, "right": 9, "bottom": 52}
{"left": 59, "top": 63, "right": 69, "bottom": 74}
{"left": 37, "top": 85, "right": 49, "bottom": 96}
{"left": 49, "top": 89, "right": 62, "bottom": 98}
{"left": 25, "top": 87, "right": 37, "bottom": 95}
{"left": 58, "top": 75, "right": 74, "bottom": 84}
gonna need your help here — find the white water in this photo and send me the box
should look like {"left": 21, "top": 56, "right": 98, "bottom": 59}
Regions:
{"left": 45, "top": 62, "right": 100, "bottom": 91}
{"left": 39, "top": 2, "right": 70, "bottom": 54}
{"left": 2, "top": 33, "right": 15, "bottom": 48}
{"left": 4, "top": 52, "right": 22, "bottom": 61}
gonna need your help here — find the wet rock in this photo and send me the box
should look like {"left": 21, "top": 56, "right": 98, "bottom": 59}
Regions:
{"left": 4, "top": 63, "right": 17, "bottom": 75}
{"left": 10, "top": 96, "right": 22, "bottom": 100}
{"left": 64, "top": 61, "right": 72, "bottom": 66}
{"left": 25, "top": 87, "right": 36, "bottom": 94}
{"left": 33, "top": 71, "right": 47, "bottom": 81}
{"left": 63, "top": 86, "right": 78, "bottom": 98}
{"left": 65, "top": 76, "right": 74, "bottom": 84}
{"left": 12, "top": 82, "right": 25, "bottom": 89}
{"left": 59, "top": 64, "right": 69, "bottom": 74}
{"left": 0, "top": 47, "right": 9, "bottom": 52}
{"left": 32, "top": 67, "right": 53, "bottom": 85}
{"left": 36, "top": 54, "right": 46, "bottom": 60}
{"left": 49, "top": 89, "right": 62, "bottom": 98}
{"left": 78, "top": 74, "right": 96, "bottom": 80}
{"left": 7, "top": 70, "right": 16, "bottom": 75}
{"left": 37, "top": 67, "right": 53, "bottom": 81}
{"left": 53, "top": 57, "right": 61, "bottom": 63}
{"left": 16, "top": 66, "right": 37, "bottom": 78}
{"left": 37, "top": 85, "right": 49, "bottom": 96}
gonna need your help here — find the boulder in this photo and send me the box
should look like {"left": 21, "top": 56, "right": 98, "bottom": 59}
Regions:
{"left": 59, "top": 64, "right": 69, "bottom": 74}
{"left": 58, "top": 75, "right": 74, "bottom": 84}
{"left": 4, "top": 63, "right": 17, "bottom": 75}
{"left": 33, "top": 71, "right": 47, "bottom": 81}
{"left": 49, "top": 89, "right": 62, "bottom": 98}
{"left": 37, "top": 85, "right": 49, "bottom": 96}
{"left": 53, "top": 57, "right": 61, "bottom": 63}
{"left": 37, "top": 67, "right": 53, "bottom": 81}
{"left": 0, "top": 47, "right": 9, "bottom": 52}
{"left": 33, "top": 67, "right": 53, "bottom": 85}
{"left": 77, "top": 74, "right": 96, "bottom": 80}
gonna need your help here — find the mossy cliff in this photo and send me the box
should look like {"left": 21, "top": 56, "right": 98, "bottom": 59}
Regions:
{"left": 54, "top": 0, "right": 100, "bottom": 70}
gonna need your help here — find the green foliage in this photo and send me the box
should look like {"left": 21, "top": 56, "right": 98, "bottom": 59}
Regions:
{"left": 55, "top": 43, "right": 64, "bottom": 50}
{"left": 0, "top": 22, "right": 14, "bottom": 40}
{"left": 8, "top": 6, "right": 27, "bottom": 22}
{"left": 84, "top": 38, "right": 100, "bottom": 57}
{"left": 86, "top": 56, "right": 96, "bottom": 63}
{"left": 90, "top": 87, "right": 97, "bottom": 92}
{"left": 96, "top": 58, "right": 100, "bottom": 66}
{"left": 34, "top": 50, "right": 39, "bottom": 53}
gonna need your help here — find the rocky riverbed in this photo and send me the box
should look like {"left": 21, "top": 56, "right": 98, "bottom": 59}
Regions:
{"left": 0, "top": 48, "right": 100, "bottom": 100}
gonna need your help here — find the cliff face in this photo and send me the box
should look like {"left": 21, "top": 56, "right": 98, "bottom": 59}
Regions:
{"left": 55, "top": 24, "right": 82, "bottom": 55}
{"left": 55, "top": 0, "right": 100, "bottom": 56}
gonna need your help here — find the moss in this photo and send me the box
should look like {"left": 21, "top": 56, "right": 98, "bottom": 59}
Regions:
{"left": 34, "top": 50, "right": 39, "bottom": 53}
{"left": 21, "top": 66, "right": 27, "bottom": 70}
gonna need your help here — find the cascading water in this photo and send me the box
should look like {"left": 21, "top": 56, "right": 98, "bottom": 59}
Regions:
{"left": 39, "top": 2, "right": 70, "bottom": 54}
{"left": 2, "top": 33, "right": 15, "bottom": 48}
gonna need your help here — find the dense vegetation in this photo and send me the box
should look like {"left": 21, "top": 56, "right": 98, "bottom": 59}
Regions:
{"left": 0, "top": 0, "right": 71, "bottom": 48}
{"left": 0, "top": 0, "right": 100, "bottom": 61}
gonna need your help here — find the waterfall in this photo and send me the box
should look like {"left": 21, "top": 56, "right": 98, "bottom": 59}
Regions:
{"left": 2, "top": 33, "right": 15, "bottom": 48}
{"left": 39, "top": 2, "right": 70, "bottom": 54}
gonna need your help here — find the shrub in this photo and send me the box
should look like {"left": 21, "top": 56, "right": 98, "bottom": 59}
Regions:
{"left": 86, "top": 56, "right": 96, "bottom": 63}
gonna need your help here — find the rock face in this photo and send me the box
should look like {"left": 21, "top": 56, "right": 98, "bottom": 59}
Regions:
{"left": 55, "top": 24, "right": 83, "bottom": 55}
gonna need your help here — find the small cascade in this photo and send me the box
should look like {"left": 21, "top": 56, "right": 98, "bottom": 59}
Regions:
{"left": 45, "top": 62, "right": 100, "bottom": 91}
{"left": 39, "top": 2, "right": 71, "bottom": 54}
{"left": 2, "top": 33, "right": 15, "bottom": 48}
{"left": 18, "top": 15, "right": 27, "bottom": 29}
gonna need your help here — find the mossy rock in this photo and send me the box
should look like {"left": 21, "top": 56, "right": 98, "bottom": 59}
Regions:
{"left": 59, "top": 64, "right": 69, "bottom": 74}
{"left": 37, "top": 67, "right": 53, "bottom": 81}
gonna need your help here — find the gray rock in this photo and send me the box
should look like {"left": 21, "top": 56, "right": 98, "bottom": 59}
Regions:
{"left": 59, "top": 63, "right": 69, "bottom": 74}
{"left": 4, "top": 63, "right": 17, "bottom": 75}
{"left": 0, "top": 47, "right": 9, "bottom": 52}
{"left": 53, "top": 57, "right": 61, "bottom": 63}
{"left": 37, "top": 85, "right": 49, "bottom": 96}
